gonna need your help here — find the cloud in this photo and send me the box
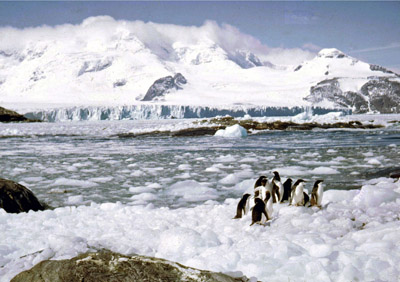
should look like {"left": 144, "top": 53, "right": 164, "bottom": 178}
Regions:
{"left": 348, "top": 42, "right": 400, "bottom": 54}
{"left": 0, "top": 16, "right": 315, "bottom": 66}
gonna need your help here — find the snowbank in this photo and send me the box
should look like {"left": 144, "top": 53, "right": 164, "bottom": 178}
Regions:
{"left": 1, "top": 177, "right": 399, "bottom": 281}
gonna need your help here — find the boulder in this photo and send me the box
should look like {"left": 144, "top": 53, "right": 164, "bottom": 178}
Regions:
{"left": 12, "top": 250, "right": 251, "bottom": 282}
{"left": 0, "top": 178, "right": 44, "bottom": 213}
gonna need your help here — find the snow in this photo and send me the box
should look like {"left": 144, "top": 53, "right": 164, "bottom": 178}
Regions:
{"left": 1, "top": 178, "right": 399, "bottom": 281}
{"left": 1, "top": 17, "right": 398, "bottom": 110}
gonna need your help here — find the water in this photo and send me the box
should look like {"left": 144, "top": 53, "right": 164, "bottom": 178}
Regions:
{"left": 1, "top": 120, "right": 399, "bottom": 209}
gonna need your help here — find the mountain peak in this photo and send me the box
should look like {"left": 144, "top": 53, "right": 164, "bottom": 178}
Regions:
{"left": 317, "top": 48, "right": 347, "bottom": 59}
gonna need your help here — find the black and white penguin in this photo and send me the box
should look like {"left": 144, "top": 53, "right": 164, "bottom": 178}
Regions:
{"left": 254, "top": 176, "right": 268, "bottom": 199}
{"left": 303, "top": 191, "right": 310, "bottom": 207}
{"left": 264, "top": 191, "right": 273, "bottom": 220}
{"left": 310, "top": 180, "right": 324, "bottom": 207}
{"left": 233, "top": 193, "right": 251, "bottom": 219}
{"left": 250, "top": 198, "right": 268, "bottom": 226}
{"left": 281, "top": 178, "right": 293, "bottom": 202}
{"left": 290, "top": 179, "right": 306, "bottom": 206}
{"left": 254, "top": 176, "right": 268, "bottom": 189}
{"left": 271, "top": 171, "right": 284, "bottom": 203}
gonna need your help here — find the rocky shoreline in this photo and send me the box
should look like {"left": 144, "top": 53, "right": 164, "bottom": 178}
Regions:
{"left": 0, "top": 106, "right": 40, "bottom": 123}
{"left": 116, "top": 116, "right": 386, "bottom": 138}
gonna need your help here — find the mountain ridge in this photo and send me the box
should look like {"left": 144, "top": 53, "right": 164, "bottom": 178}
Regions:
{"left": 0, "top": 17, "right": 399, "bottom": 114}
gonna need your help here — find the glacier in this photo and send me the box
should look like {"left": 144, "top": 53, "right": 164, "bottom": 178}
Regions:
{"left": 22, "top": 105, "right": 350, "bottom": 122}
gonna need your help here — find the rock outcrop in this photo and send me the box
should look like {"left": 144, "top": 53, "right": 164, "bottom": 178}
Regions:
{"left": 12, "top": 250, "right": 251, "bottom": 282}
{"left": 142, "top": 73, "right": 187, "bottom": 101}
{"left": 0, "top": 106, "right": 38, "bottom": 122}
{"left": 0, "top": 178, "right": 44, "bottom": 213}
{"left": 304, "top": 77, "right": 400, "bottom": 114}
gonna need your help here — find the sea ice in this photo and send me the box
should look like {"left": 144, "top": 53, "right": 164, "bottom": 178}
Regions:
{"left": 214, "top": 124, "right": 248, "bottom": 138}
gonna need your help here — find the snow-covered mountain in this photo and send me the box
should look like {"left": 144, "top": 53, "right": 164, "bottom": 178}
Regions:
{"left": 0, "top": 17, "right": 399, "bottom": 118}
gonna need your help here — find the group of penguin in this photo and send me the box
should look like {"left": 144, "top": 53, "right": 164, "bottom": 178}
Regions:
{"left": 233, "top": 171, "right": 324, "bottom": 226}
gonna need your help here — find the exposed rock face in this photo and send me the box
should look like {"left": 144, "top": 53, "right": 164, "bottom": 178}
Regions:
{"left": 0, "top": 178, "right": 44, "bottom": 213}
{"left": 12, "top": 250, "right": 251, "bottom": 282}
{"left": 142, "top": 73, "right": 187, "bottom": 101}
{"left": 0, "top": 106, "right": 31, "bottom": 122}
{"left": 304, "top": 77, "right": 400, "bottom": 114}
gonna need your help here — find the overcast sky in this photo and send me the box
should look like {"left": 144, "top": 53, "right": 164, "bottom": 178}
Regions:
{"left": 0, "top": 1, "right": 399, "bottom": 71}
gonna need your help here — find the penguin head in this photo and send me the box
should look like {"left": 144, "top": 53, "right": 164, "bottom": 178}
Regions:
{"left": 255, "top": 175, "right": 267, "bottom": 187}
{"left": 314, "top": 180, "right": 324, "bottom": 187}
{"left": 273, "top": 171, "right": 281, "bottom": 181}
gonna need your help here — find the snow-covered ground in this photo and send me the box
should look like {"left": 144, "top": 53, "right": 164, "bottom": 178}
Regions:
{"left": 1, "top": 177, "right": 399, "bottom": 281}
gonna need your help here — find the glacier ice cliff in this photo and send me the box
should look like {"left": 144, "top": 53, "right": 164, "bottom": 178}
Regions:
{"left": 23, "top": 105, "right": 350, "bottom": 122}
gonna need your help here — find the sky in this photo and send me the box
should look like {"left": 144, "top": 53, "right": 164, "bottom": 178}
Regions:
{"left": 0, "top": 1, "right": 399, "bottom": 72}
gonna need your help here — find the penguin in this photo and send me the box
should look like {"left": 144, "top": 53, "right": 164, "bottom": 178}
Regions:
{"left": 303, "top": 191, "right": 310, "bottom": 207}
{"left": 281, "top": 178, "right": 293, "bottom": 202}
{"left": 254, "top": 176, "right": 268, "bottom": 199}
{"left": 264, "top": 191, "right": 273, "bottom": 220}
{"left": 254, "top": 176, "right": 268, "bottom": 188}
{"left": 310, "top": 180, "right": 324, "bottom": 207}
{"left": 250, "top": 198, "right": 268, "bottom": 226}
{"left": 290, "top": 179, "right": 306, "bottom": 206}
{"left": 233, "top": 193, "right": 251, "bottom": 219}
{"left": 272, "top": 171, "right": 284, "bottom": 203}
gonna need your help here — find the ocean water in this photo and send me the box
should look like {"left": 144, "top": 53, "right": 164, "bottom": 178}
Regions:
{"left": 1, "top": 119, "right": 399, "bottom": 209}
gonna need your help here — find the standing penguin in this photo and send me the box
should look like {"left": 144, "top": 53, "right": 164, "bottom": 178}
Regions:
{"left": 290, "top": 179, "right": 306, "bottom": 206}
{"left": 303, "top": 191, "right": 310, "bottom": 207}
{"left": 254, "top": 176, "right": 268, "bottom": 200}
{"left": 310, "top": 180, "right": 324, "bottom": 208}
{"left": 254, "top": 176, "right": 268, "bottom": 189}
{"left": 264, "top": 191, "right": 273, "bottom": 220}
{"left": 233, "top": 193, "right": 251, "bottom": 219}
{"left": 281, "top": 178, "right": 293, "bottom": 202}
{"left": 250, "top": 198, "right": 268, "bottom": 226}
{"left": 271, "top": 171, "right": 284, "bottom": 203}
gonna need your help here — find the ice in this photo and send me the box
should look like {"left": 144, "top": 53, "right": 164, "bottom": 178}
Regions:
{"left": 311, "top": 167, "right": 340, "bottom": 174}
{"left": 52, "top": 177, "right": 98, "bottom": 188}
{"left": 219, "top": 173, "right": 240, "bottom": 185}
{"left": 0, "top": 176, "right": 389, "bottom": 282}
{"left": 214, "top": 124, "right": 248, "bottom": 138}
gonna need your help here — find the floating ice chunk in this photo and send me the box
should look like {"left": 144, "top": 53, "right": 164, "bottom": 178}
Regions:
{"left": 367, "top": 158, "right": 382, "bottom": 165}
{"left": 311, "top": 167, "right": 340, "bottom": 174}
{"left": 66, "top": 195, "right": 84, "bottom": 205}
{"left": 219, "top": 173, "right": 239, "bottom": 185}
{"left": 214, "top": 124, "right": 247, "bottom": 138}
{"left": 52, "top": 178, "right": 98, "bottom": 188}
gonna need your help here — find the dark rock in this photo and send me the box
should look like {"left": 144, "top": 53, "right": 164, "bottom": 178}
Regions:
{"left": 0, "top": 106, "right": 33, "bottom": 122}
{"left": 142, "top": 73, "right": 187, "bottom": 101}
{"left": 0, "top": 178, "right": 44, "bottom": 213}
{"left": 360, "top": 78, "right": 400, "bottom": 113}
{"left": 171, "top": 127, "right": 221, "bottom": 137}
{"left": 304, "top": 77, "right": 400, "bottom": 114}
{"left": 294, "top": 65, "right": 302, "bottom": 72}
{"left": 363, "top": 167, "right": 400, "bottom": 179}
{"left": 12, "top": 250, "right": 251, "bottom": 282}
